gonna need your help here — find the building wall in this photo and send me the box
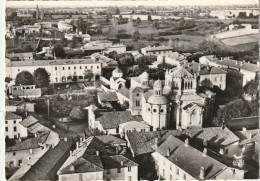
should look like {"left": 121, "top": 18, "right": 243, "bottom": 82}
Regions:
{"left": 199, "top": 73, "right": 226, "bottom": 90}
{"left": 107, "top": 46, "right": 126, "bottom": 54}
{"left": 152, "top": 152, "right": 195, "bottom": 181}
{"left": 180, "top": 107, "right": 203, "bottom": 129}
{"left": 17, "top": 123, "right": 28, "bottom": 138}
{"left": 215, "top": 167, "right": 244, "bottom": 180}
{"left": 5, "top": 147, "right": 46, "bottom": 168}
{"left": 240, "top": 69, "right": 256, "bottom": 86}
{"left": 5, "top": 118, "right": 23, "bottom": 139}
{"left": 6, "top": 62, "right": 102, "bottom": 83}
{"left": 103, "top": 166, "right": 138, "bottom": 181}
{"left": 129, "top": 88, "right": 143, "bottom": 116}
{"left": 59, "top": 171, "right": 103, "bottom": 181}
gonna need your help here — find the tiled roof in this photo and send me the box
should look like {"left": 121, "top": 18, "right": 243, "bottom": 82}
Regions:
{"left": 144, "top": 46, "right": 173, "bottom": 52}
{"left": 7, "top": 52, "right": 34, "bottom": 59}
{"left": 6, "top": 133, "right": 49, "bottom": 152}
{"left": 19, "top": 115, "right": 39, "bottom": 128}
{"left": 98, "top": 91, "right": 118, "bottom": 102}
{"left": 156, "top": 135, "right": 226, "bottom": 180}
{"left": 205, "top": 56, "right": 259, "bottom": 73}
{"left": 143, "top": 89, "right": 154, "bottom": 101}
{"left": 95, "top": 135, "right": 127, "bottom": 145}
{"left": 234, "top": 129, "right": 260, "bottom": 145}
{"left": 183, "top": 102, "right": 202, "bottom": 111}
{"left": 13, "top": 89, "right": 42, "bottom": 97}
{"left": 199, "top": 66, "right": 226, "bottom": 75}
{"left": 6, "top": 58, "right": 97, "bottom": 67}
{"left": 60, "top": 157, "right": 104, "bottom": 174}
{"left": 193, "top": 127, "right": 240, "bottom": 146}
{"left": 101, "top": 155, "right": 138, "bottom": 169}
{"left": 179, "top": 93, "right": 205, "bottom": 101}
{"left": 21, "top": 140, "right": 73, "bottom": 180}
{"left": 5, "top": 112, "right": 22, "bottom": 120}
{"left": 5, "top": 100, "right": 23, "bottom": 106}
{"left": 27, "top": 122, "right": 51, "bottom": 134}
{"left": 226, "top": 116, "right": 259, "bottom": 131}
{"left": 96, "top": 111, "right": 143, "bottom": 129}
{"left": 169, "top": 66, "right": 195, "bottom": 79}
{"left": 119, "top": 121, "right": 150, "bottom": 130}
{"left": 117, "top": 87, "right": 130, "bottom": 99}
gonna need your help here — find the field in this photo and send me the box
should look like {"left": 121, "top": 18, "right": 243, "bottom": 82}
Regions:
{"left": 220, "top": 34, "right": 258, "bottom": 46}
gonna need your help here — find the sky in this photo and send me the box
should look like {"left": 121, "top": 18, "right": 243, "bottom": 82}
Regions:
{"left": 6, "top": 0, "right": 259, "bottom": 8}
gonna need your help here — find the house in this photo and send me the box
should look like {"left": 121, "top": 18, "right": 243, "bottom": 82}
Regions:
{"left": 6, "top": 52, "right": 34, "bottom": 61}
{"left": 157, "top": 52, "right": 187, "bottom": 66}
{"left": 152, "top": 135, "right": 244, "bottom": 180}
{"left": 110, "top": 67, "right": 126, "bottom": 90}
{"left": 90, "top": 53, "right": 118, "bottom": 68}
{"left": 58, "top": 21, "right": 73, "bottom": 32}
{"left": 199, "top": 55, "right": 259, "bottom": 86}
{"left": 36, "top": 46, "right": 54, "bottom": 58}
{"left": 141, "top": 45, "right": 173, "bottom": 56}
{"left": 97, "top": 91, "right": 119, "bottom": 105}
{"left": 57, "top": 135, "right": 138, "bottom": 181}
{"left": 5, "top": 99, "right": 35, "bottom": 113}
{"left": 226, "top": 116, "right": 259, "bottom": 131}
{"left": 117, "top": 87, "right": 130, "bottom": 105}
{"left": 87, "top": 105, "right": 148, "bottom": 135}
{"left": 6, "top": 59, "right": 102, "bottom": 83}
{"left": 105, "top": 44, "right": 127, "bottom": 54}
{"left": 18, "top": 115, "right": 39, "bottom": 138}
{"left": 5, "top": 112, "right": 23, "bottom": 139}
{"left": 12, "top": 88, "right": 42, "bottom": 99}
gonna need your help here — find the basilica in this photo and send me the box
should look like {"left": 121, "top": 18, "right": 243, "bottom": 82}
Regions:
{"left": 129, "top": 66, "right": 215, "bottom": 130}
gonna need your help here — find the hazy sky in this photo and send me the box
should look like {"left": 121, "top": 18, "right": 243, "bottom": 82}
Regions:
{"left": 6, "top": 0, "right": 259, "bottom": 8}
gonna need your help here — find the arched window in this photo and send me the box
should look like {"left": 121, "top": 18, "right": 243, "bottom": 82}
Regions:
{"left": 153, "top": 109, "right": 157, "bottom": 113}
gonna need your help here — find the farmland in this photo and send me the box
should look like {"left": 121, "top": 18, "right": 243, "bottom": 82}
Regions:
{"left": 220, "top": 34, "right": 258, "bottom": 46}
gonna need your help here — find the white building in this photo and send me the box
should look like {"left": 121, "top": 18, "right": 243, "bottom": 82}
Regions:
{"left": 5, "top": 100, "right": 35, "bottom": 113}
{"left": 58, "top": 21, "right": 73, "bottom": 32}
{"left": 141, "top": 45, "right": 173, "bottom": 56}
{"left": 157, "top": 52, "right": 187, "bottom": 66}
{"left": 110, "top": 67, "right": 126, "bottom": 90}
{"left": 105, "top": 44, "right": 127, "bottom": 54}
{"left": 6, "top": 59, "right": 102, "bottom": 83}
{"left": 199, "top": 55, "right": 259, "bottom": 86}
{"left": 5, "top": 112, "right": 23, "bottom": 139}
{"left": 152, "top": 135, "right": 244, "bottom": 180}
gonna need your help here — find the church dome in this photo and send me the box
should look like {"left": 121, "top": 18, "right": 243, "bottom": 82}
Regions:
{"left": 148, "top": 94, "right": 169, "bottom": 105}
{"left": 140, "top": 72, "right": 149, "bottom": 79}
{"left": 170, "top": 66, "right": 194, "bottom": 79}
{"left": 153, "top": 79, "right": 163, "bottom": 88}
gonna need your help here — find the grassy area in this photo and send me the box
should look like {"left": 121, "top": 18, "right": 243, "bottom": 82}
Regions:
{"left": 220, "top": 34, "right": 258, "bottom": 46}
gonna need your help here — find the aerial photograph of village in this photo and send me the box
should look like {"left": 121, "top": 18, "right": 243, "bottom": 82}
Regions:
{"left": 3, "top": 0, "right": 259, "bottom": 180}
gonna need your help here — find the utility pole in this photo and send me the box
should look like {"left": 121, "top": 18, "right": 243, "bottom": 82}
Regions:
{"left": 47, "top": 97, "right": 50, "bottom": 121}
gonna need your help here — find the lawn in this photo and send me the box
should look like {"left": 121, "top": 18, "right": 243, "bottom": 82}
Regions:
{"left": 220, "top": 34, "right": 258, "bottom": 46}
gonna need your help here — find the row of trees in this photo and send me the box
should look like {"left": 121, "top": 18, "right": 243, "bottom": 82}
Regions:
{"left": 15, "top": 68, "right": 50, "bottom": 88}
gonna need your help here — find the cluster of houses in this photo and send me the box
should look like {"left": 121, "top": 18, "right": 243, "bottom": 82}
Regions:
{"left": 4, "top": 43, "right": 259, "bottom": 180}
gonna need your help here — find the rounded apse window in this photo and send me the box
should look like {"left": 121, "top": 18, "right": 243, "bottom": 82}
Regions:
{"left": 153, "top": 109, "right": 157, "bottom": 113}
{"left": 160, "top": 109, "right": 164, "bottom": 113}
{"left": 148, "top": 108, "right": 150, "bottom": 111}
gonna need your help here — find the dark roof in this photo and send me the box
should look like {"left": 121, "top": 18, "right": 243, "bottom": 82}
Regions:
{"left": 6, "top": 133, "right": 49, "bottom": 152}
{"left": 101, "top": 155, "right": 138, "bottom": 169}
{"left": 95, "top": 135, "right": 127, "bottom": 145}
{"left": 117, "top": 87, "right": 130, "bottom": 99}
{"left": 144, "top": 46, "right": 173, "bottom": 52}
{"left": 199, "top": 66, "right": 226, "bottom": 75}
{"left": 5, "top": 112, "right": 22, "bottom": 120}
{"left": 5, "top": 100, "right": 24, "bottom": 106}
{"left": 98, "top": 91, "right": 118, "bottom": 102}
{"left": 21, "top": 140, "right": 73, "bottom": 180}
{"left": 19, "top": 115, "right": 39, "bottom": 128}
{"left": 156, "top": 135, "right": 226, "bottom": 180}
{"left": 96, "top": 111, "right": 143, "bottom": 129}
{"left": 226, "top": 116, "right": 259, "bottom": 131}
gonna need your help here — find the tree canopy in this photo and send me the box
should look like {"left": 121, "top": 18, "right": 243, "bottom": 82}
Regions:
{"left": 53, "top": 43, "right": 65, "bottom": 58}
{"left": 33, "top": 68, "right": 50, "bottom": 88}
{"left": 15, "top": 71, "right": 34, "bottom": 85}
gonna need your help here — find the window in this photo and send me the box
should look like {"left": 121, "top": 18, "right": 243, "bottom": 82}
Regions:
{"left": 163, "top": 169, "right": 165, "bottom": 176}
{"left": 68, "top": 67, "right": 70, "bottom": 70}
{"left": 136, "top": 100, "right": 140, "bottom": 107}
{"left": 13, "top": 152, "right": 16, "bottom": 156}
{"left": 153, "top": 109, "right": 157, "bottom": 113}
{"left": 160, "top": 109, "right": 164, "bottom": 113}
{"left": 74, "top": 72, "right": 76, "bottom": 75}
{"left": 117, "top": 168, "right": 121, "bottom": 173}
{"left": 220, "top": 76, "right": 222, "bottom": 81}
{"left": 74, "top": 66, "right": 76, "bottom": 70}
{"left": 18, "top": 159, "right": 22, "bottom": 166}
{"left": 170, "top": 165, "right": 172, "bottom": 171}
{"left": 141, "top": 129, "right": 145, "bottom": 132}
{"left": 128, "top": 176, "right": 132, "bottom": 181}
{"left": 80, "top": 66, "right": 82, "bottom": 69}
{"left": 136, "top": 93, "right": 139, "bottom": 97}
{"left": 220, "top": 84, "right": 222, "bottom": 89}
{"left": 18, "top": 69, "right": 20, "bottom": 72}
{"left": 148, "top": 108, "right": 151, "bottom": 112}
{"left": 184, "top": 173, "right": 186, "bottom": 180}
{"left": 91, "top": 66, "right": 93, "bottom": 69}
{"left": 107, "top": 169, "right": 110, "bottom": 174}
{"left": 85, "top": 66, "right": 87, "bottom": 69}
{"left": 170, "top": 174, "right": 172, "bottom": 180}
{"left": 97, "top": 66, "right": 99, "bottom": 69}
{"left": 63, "top": 67, "right": 65, "bottom": 70}
{"left": 14, "top": 127, "right": 17, "bottom": 132}
{"left": 177, "top": 168, "right": 179, "bottom": 175}
{"left": 5, "top": 121, "right": 7, "bottom": 124}
{"left": 6, "top": 127, "right": 8, "bottom": 132}
{"left": 55, "top": 67, "right": 57, "bottom": 70}
{"left": 215, "top": 77, "right": 217, "bottom": 81}
{"left": 128, "top": 166, "right": 131, "bottom": 172}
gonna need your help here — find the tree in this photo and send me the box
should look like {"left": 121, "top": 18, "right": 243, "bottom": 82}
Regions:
{"left": 132, "top": 31, "right": 140, "bottom": 41}
{"left": 15, "top": 71, "right": 34, "bottom": 85}
{"left": 11, "top": 12, "right": 17, "bottom": 20}
{"left": 148, "top": 15, "right": 152, "bottom": 22}
{"left": 249, "top": 13, "right": 254, "bottom": 19}
{"left": 53, "top": 43, "right": 65, "bottom": 58}
{"left": 69, "top": 106, "right": 87, "bottom": 120}
{"left": 198, "top": 40, "right": 221, "bottom": 55}
{"left": 153, "top": 21, "right": 160, "bottom": 29}
{"left": 33, "top": 68, "right": 50, "bottom": 88}
{"left": 136, "top": 17, "right": 141, "bottom": 27}
{"left": 115, "top": 8, "right": 120, "bottom": 15}
{"left": 84, "top": 69, "right": 93, "bottom": 81}
{"left": 179, "top": 18, "right": 185, "bottom": 27}
{"left": 238, "top": 12, "right": 247, "bottom": 19}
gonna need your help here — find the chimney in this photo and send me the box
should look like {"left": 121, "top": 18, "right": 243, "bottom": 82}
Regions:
{"left": 69, "top": 165, "right": 75, "bottom": 172}
{"left": 120, "top": 161, "right": 124, "bottom": 166}
{"left": 248, "top": 132, "right": 252, "bottom": 140}
{"left": 35, "top": 133, "right": 38, "bottom": 137}
{"left": 219, "top": 148, "right": 224, "bottom": 156}
{"left": 96, "top": 150, "right": 99, "bottom": 156}
{"left": 52, "top": 124, "right": 56, "bottom": 129}
{"left": 184, "top": 138, "right": 189, "bottom": 147}
{"left": 83, "top": 135, "right": 86, "bottom": 142}
{"left": 167, "top": 147, "right": 170, "bottom": 157}
{"left": 235, "top": 61, "right": 238, "bottom": 65}
{"left": 64, "top": 137, "right": 67, "bottom": 142}
{"left": 154, "top": 137, "right": 159, "bottom": 150}
{"left": 202, "top": 148, "right": 207, "bottom": 157}
{"left": 76, "top": 142, "right": 79, "bottom": 150}
{"left": 242, "top": 127, "right": 247, "bottom": 132}
{"left": 116, "top": 146, "right": 119, "bottom": 155}
{"left": 30, "top": 149, "right": 33, "bottom": 155}
{"left": 200, "top": 166, "right": 205, "bottom": 179}
{"left": 80, "top": 137, "right": 83, "bottom": 144}
{"left": 18, "top": 137, "right": 22, "bottom": 142}
{"left": 70, "top": 150, "right": 73, "bottom": 156}
{"left": 257, "top": 61, "right": 259, "bottom": 66}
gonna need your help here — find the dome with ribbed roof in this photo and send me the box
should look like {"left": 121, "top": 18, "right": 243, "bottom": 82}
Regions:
{"left": 148, "top": 94, "right": 169, "bottom": 105}
{"left": 140, "top": 72, "right": 149, "bottom": 79}
{"left": 153, "top": 79, "right": 163, "bottom": 88}
{"left": 170, "top": 66, "right": 194, "bottom": 79}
